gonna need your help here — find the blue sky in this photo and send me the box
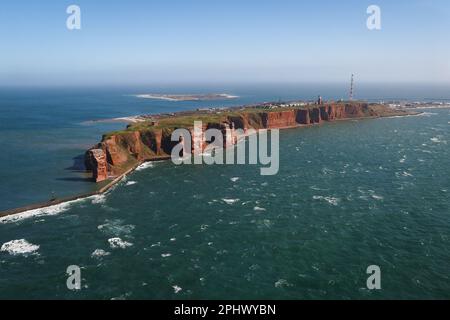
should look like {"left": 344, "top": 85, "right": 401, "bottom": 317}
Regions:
{"left": 1, "top": 0, "right": 449, "bottom": 86}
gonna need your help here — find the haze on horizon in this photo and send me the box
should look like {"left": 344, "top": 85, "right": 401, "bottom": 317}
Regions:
{"left": 1, "top": 0, "right": 449, "bottom": 87}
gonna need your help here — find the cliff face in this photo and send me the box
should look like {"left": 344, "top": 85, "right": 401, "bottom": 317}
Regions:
{"left": 85, "top": 102, "right": 404, "bottom": 182}
{"left": 262, "top": 111, "right": 298, "bottom": 128}
{"left": 85, "top": 149, "right": 108, "bottom": 182}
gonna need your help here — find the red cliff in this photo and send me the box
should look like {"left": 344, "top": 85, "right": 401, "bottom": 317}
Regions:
{"left": 85, "top": 102, "right": 408, "bottom": 182}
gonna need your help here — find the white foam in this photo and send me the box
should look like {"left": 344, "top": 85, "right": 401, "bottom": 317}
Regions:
{"left": 222, "top": 198, "right": 240, "bottom": 205}
{"left": 313, "top": 196, "right": 340, "bottom": 206}
{"left": 108, "top": 237, "right": 133, "bottom": 249}
{"left": 1, "top": 239, "right": 39, "bottom": 256}
{"left": 402, "top": 171, "right": 413, "bottom": 177}
{"left": 161, "top": 253, "right": 172, "bottom": 258}
{"left": 91, "top": 194, "right": 106, "bottom": 204}
{"left": 172, "top": 285, "right": 182, "bottom": 293}
{"left": 0, "top": 197, "right": 87, "bottom": 224}
{"left": 125, "top": 181, "right": 138, "bottom": 186}
{"left": 430, "top": 136, "right": 446, "bottom": 144}
{"left": 310, "top": 186, "right": 328, "bottom": 191}
{"left": 406, "top": 112, "right": 437, "bottom": 117}
{"left": 98, "top": 219, "right": 135, "bottom": 236}
{"left": 230, "top": 177, "right": 240, "bottom": 182}
{"left": 275, "top": 279, "right": 293, "bottom": 288}
{"left": 136, "top": 162, "right": 154, "bottom": 171}
{"left": 91, "top": 249, "right": 111, "bottom": 258}
{"left": 254, "top": 206, "right": 266, "bottom": 211}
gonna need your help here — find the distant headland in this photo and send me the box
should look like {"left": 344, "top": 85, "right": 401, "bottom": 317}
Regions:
{"left": 135, "top": 93, "right": 239, "bottom": 101}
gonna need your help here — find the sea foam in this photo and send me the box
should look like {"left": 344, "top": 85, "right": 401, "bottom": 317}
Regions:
{"left": 136, "top": 162, "right": 154, "bottom": 171}
{"left": 91, "top": 249, "right": 111, "bottom": 258}
{"left": 0, "top": 197, "right": 88, "bottom": 224}
{"left": 313, "top": 196, "right": 340, "bottom": 206}
{"left": 1, "top": 239, "right": 40, "bottom": 256}
{"left": 222, "top": 198, "right": 240, "bottom": 205}
{"left": 108, "top": 238, "right": 133, "bottom": 249}
{"left": 99, "top": 219, "right": 135, "bottom": 236}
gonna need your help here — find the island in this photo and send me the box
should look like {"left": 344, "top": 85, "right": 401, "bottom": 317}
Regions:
{"left": 0, "top": 98, "right": 419, "bottom": 218}
{"left": 85, "top": 100, "right": 416, "bottom": 183}
{"left": 135, "top": 93, "right": 238, "bottom": 101}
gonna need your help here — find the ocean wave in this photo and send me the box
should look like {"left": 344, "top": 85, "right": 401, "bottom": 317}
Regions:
{"left": 108, "top": 238, "right": 133, "bottom": 249}
{"left": 1, "top": 239, "right": 40, "bottom": 256}
{"left": 396, "top": 171, "right": 414, "bottom": 178}
{"left": 136, "top": 162, "right": 154, "bottom": 171}
{"left": 321, "top": 168, "right": 334, "bottom": 175}
{"left": 310, "top": 186, "right": 329, "bottom": 191}
{"left": 415, "top": 112, "right": 438, "bottom": 117}
{"left": 430, "top": 136, "right": 446, "bottom": 144}
{"left": 0, "top": 197, "right": 88, "bottom": 224}
{"left": 230, "top": 177, "right": 240, "bottom": 182}
{"left": 313, "top": 196, "right": 340, "bottom": 206}
{"left": 275, "top": 279, "right": 293, "bottom": 288}
{"left": 254, "top": 206, "right": 266, "bottom": 211}
{"left": 91, "top": 194, "right": 107, "bottom": 204}
{"left": 222, "top": 198, "right": 240, "bottom": 205}
{"left": 125, "top": 181, "right": 138, "bottom": 186}
{"left": 98, "top": 219, "right": 135, "bottom": 236}
{"left": 172, "top": 285, "right": 182, "bottom": 294}
{"left": 91, "top": 249, "right": 111, "bottom": 258}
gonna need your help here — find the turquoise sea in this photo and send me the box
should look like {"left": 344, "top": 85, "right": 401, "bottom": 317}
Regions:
{"left": 0, "top": 84, "right": 449, "bottom": 299}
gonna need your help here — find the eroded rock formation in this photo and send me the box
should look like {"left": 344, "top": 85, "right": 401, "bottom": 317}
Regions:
{"left": 85, "top": 149, "right": 108, "bottom": 182}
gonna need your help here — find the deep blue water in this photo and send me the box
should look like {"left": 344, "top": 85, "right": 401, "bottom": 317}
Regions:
{"left": 0, "top": 84, "right": 449, "bottom": 299}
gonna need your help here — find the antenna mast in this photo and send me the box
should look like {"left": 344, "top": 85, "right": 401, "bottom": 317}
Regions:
{"left": 349, "top": 74, "right": 354, "bottom": 101}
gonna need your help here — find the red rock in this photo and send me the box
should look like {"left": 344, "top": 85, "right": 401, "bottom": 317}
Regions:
{"left": 85, "top": 103, "right": 400, "bottom": 182}
{"left": 85, "top": 149, "right": 108, "bottom": 182}
{"left": 262, "top": 111, "right": 297, "bottom": 128}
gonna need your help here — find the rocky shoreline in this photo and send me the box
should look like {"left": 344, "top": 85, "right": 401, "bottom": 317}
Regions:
{"left": 0, "top": 100, "right": 418, "bottom": 218}
{"left": 85, "top": 101, "right": 417, "bottom": 183}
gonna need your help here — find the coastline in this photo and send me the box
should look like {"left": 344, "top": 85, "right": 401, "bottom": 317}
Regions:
{"left": 135, "top": 93, "right": 239, "bottom": 101}
{"left": 0, "top": 157, "right": 171, "bottom": 221}
{"left": 0, "top": 109, "right": 420, "bottom": 220}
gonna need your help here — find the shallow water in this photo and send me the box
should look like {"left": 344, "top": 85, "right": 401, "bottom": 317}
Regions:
{"left": 1, "top": 107, "right": 449, "bottom": 299}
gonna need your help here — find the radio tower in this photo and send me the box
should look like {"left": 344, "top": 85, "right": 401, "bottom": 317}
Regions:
{"left": 349, "top": 74, "right": 354, "bottom": 101}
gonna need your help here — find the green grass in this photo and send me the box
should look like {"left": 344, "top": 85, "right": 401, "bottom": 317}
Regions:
{"left": 102, "top": 101, "right": 377, "bottom": 139}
